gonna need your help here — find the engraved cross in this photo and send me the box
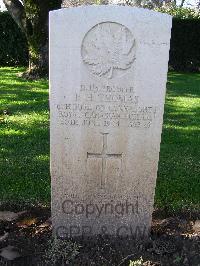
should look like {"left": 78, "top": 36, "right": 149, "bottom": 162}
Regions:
{"left": 87, "top": 133, "right": 122, "bottom": 189}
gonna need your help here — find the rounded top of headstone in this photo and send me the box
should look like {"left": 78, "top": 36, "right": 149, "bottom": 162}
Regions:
{"left": 50, "top": 5, "right": 172, "bottom": 21}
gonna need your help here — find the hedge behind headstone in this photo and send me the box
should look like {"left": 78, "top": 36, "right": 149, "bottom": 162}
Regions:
{"left": 0, "top": 12, "right": 28, "bottom": 66}
{"left": 169, "top": 18, "right": 200, "bottom": 72}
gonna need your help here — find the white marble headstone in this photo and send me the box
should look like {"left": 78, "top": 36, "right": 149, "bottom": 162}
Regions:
{"left": 50, "top": 5, "right": 172, "bottom": 238}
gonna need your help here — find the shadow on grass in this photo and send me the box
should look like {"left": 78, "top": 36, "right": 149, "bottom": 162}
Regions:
{"left": 167, "top": 72, "right": 200, "bottom": 97}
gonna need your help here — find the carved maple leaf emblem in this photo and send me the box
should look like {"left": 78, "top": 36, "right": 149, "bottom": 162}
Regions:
{"left": 82, "top": 22, "right": 136, "bottom": 79}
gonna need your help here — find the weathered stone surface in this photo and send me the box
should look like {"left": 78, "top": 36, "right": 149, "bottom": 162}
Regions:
{"left": 50, "top": 5, "right": 172, "bottom": 238}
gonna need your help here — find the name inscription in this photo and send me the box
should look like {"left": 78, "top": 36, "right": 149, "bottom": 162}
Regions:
{"left": 56, "top": 84, "right": 157, "bottom": 129}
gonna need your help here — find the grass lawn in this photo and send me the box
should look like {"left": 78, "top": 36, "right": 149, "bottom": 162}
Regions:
{"left": 0, "top": 67, "right": 199, "bottom": 211}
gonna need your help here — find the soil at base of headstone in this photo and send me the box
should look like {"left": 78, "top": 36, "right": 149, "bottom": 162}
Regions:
{"left": 0, "top": 205, "right": 199, "bottom": 266}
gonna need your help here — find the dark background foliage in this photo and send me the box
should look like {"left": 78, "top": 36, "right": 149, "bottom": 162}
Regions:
{"left": 0, "top": 12, "right": 28, "bottom": 67}
{"left": 0, "top": 11, "right": 200, "bottom": 72}
{"left": 169, "top": 18, "right": 200, "bottom": 72}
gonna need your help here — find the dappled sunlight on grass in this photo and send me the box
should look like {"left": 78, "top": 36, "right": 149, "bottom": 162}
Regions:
{"left": 3, "top": 128, "right": 28, "bottom": 136}
{"left": 156, "top": 72, "right": 200, "bottom": 210}
{"left": 0, "top": 67, "right": 50, "bottom": 203}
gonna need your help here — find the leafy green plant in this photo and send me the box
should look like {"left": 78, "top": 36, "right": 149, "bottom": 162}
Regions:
{"left": 44, "top": 237, "right": 80, "bottom": 265}
{"left": 156, "top": 4, "right": 200, "bottom": 19}
{"left": 129, "top": 257, "right": 143, "bottom": 266}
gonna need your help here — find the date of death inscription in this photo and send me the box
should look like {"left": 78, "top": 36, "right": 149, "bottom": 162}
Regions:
{"left": 56, "top": 84, "right": 157, "bottom": 129}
